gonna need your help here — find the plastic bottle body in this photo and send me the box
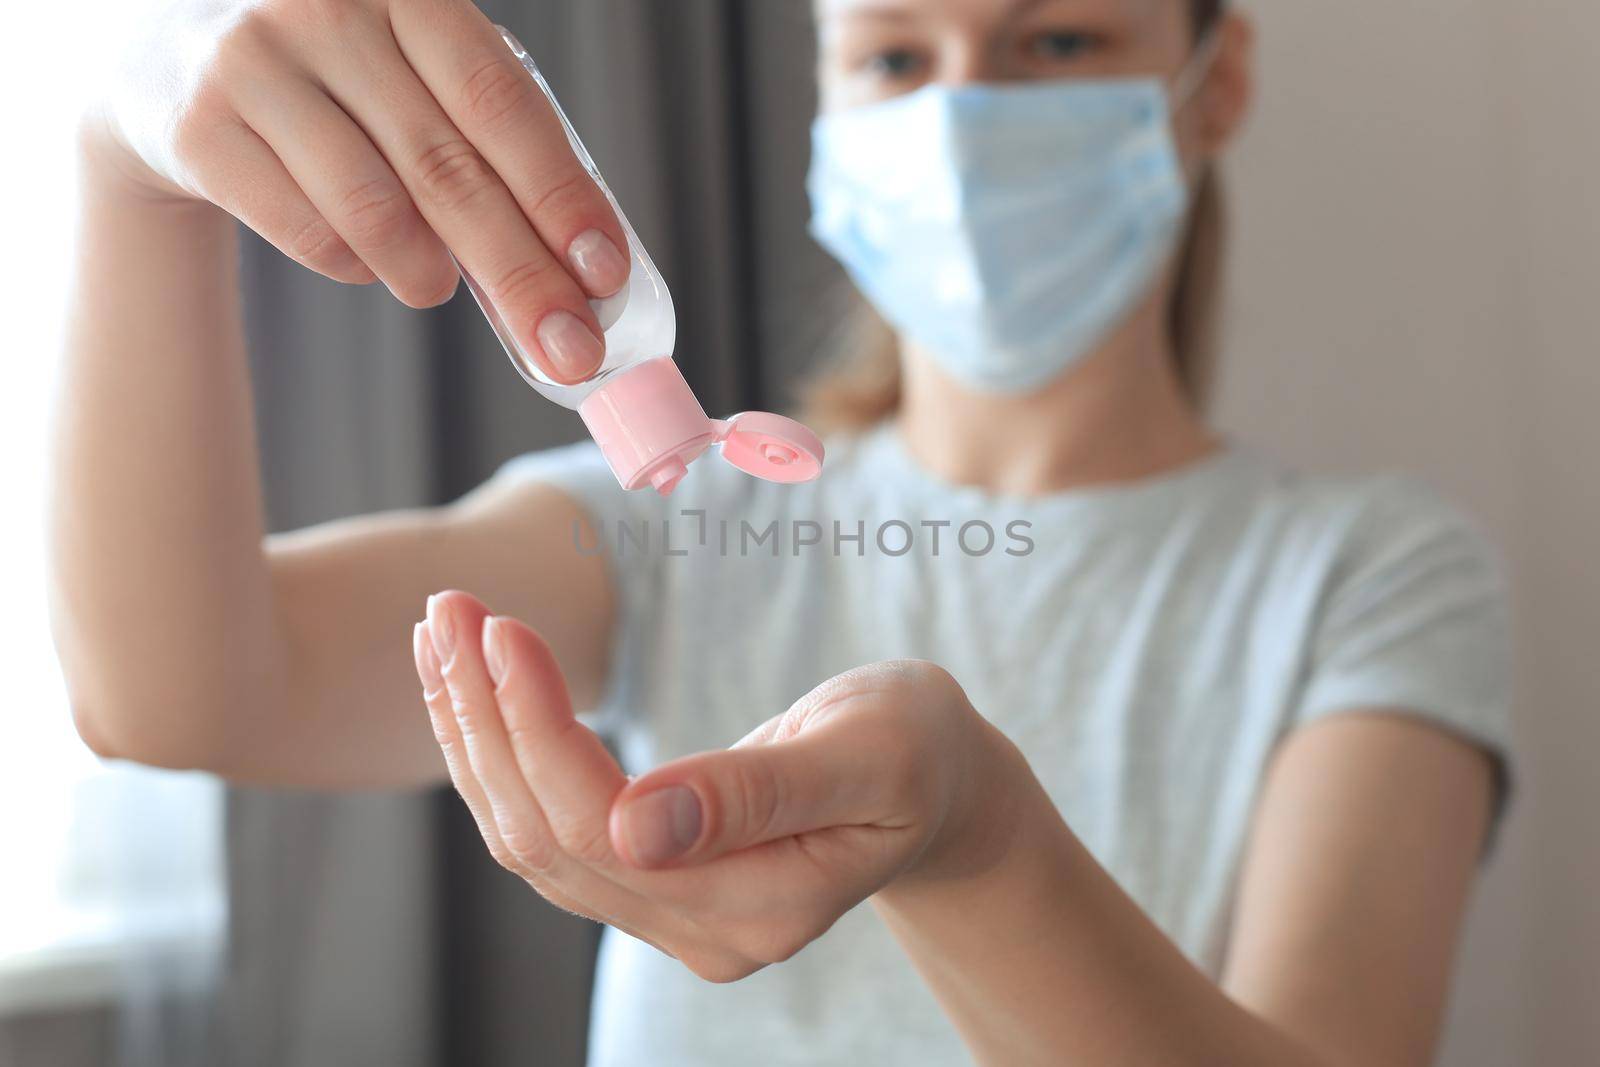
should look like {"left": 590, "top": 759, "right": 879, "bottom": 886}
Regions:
{"left": 459, "top": 29, "right": 675, "bottom": 410}
{"left": 459, "top": 28, "right": 824, "bottom": 496}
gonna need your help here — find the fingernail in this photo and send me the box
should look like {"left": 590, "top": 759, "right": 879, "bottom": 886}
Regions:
{"left": 413, "top": 622, "right": 443, "bottom": 691}
{"left": 483, "top": 617, "right": 507, "bottom": 687}
{"left": 567, "top": 229, "right": 629, "bottom": 298}
{"left": 535, "top": 310, "right": 604, "bottom": 382}
{"left": 426, "top": 594, "right": 455, "bottom": 660}
{"left": 621, "top": 785, "right": 702, "bottom": 866}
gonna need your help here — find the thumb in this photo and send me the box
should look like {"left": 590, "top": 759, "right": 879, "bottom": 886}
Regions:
{"left": 608, "top": 719, "right": 893, "bottom": 869}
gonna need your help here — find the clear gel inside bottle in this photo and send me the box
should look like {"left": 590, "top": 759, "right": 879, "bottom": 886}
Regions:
{"left": 456, "top": 28, "right": 824, "bottom": 496}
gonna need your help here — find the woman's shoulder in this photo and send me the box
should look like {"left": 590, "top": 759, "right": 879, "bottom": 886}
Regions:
{"left": 1227, "top": 448, "right": 1506, "bottom": 589}
{"left": 1242, "top": 454, "right": 1515, "bottom": 805}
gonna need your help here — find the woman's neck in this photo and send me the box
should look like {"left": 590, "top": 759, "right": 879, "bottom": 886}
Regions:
{"left": 893, "top": 297, "right": 1221, "bottom": 498}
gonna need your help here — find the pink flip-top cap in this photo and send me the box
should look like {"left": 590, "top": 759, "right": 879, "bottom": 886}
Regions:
{"left": 578, "top": 358, "right": 825, "bottom": 496}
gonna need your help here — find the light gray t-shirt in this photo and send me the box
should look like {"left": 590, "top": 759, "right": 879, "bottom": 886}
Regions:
{"left": 498, "top": 423, "right": 1513, "bottom": 1067}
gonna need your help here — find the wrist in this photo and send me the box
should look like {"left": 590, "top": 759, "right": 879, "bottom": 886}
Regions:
{"left": 873, "top": 752, "right": 1069, "bottom": 934}
{"left": 882, "top": 708, "right": 1057, "bottom": 901}
{"left": 77, "top": 102, "right": 210, "bottom": 214}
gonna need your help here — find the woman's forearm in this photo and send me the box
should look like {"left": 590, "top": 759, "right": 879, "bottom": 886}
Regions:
{"left": 48, "top": 118, "right": 285, "bottom": 768}
{"left": 870, "top": 772, "right": 1332, "bottom": 1067}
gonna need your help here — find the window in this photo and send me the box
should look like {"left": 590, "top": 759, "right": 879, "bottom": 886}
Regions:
{"left": 0, "top": 5, "right": 225, "bottom": 1016}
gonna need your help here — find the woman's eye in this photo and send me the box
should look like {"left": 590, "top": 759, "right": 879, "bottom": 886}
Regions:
{"left": 865, "top": 49, "right": 926, "bottom": 80}
{"left": 1025, "top": 30, "right": 1098, "bottom": 63}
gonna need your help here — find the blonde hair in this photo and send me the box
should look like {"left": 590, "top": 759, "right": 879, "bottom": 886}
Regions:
{"left": 799, "top": 3, "right": 1229, "bottom": 433}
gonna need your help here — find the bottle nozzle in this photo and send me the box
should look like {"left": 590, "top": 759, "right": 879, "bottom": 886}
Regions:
{"left": 577, "top": 358, "right": 824, "bottom": 494}
{"left": 648, "top": 459, "right": 688, "bottom": 496}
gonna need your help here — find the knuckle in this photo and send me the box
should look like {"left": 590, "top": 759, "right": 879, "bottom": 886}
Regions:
{"left": 296, "top": 0, "right": 372, "bottom": 35}
{"left": 522, "top": 169, "right": 593, "bottom": 224}
{"left": 487, "top": 256, "right": 564, "bottom": 312}
{"left": 499, "top": 825, "right": 557, "bottom": 875}
{"left": 549, "top": 812, "right": 615, "bottom": 867}
{"left": 283, "top": 213, "right": 351, "bottom": 270}
{"left": 878, "top": 732, "right": 926, "bottom": 804}
{"left": 399, "top": 264, "right": 460, "bottom": 309}
{"left": 175, "top": 78, "right": 229, "bottom": 134}
{"left": 905, "top": 659, "right": 968, "bottom": 711}
{"left": 425, "top": 707, "right": 451, "bottom": 745}
{"left": 895, "top": 657, "right": 955, "bottom": 690}
{"left": 448, "top": 695, "right": 485, "bottom": 737}
{"left": 483, "top": 837, "right": 519, "bottom": 872}
{"left": 463, "top": 807, "right": 515, "bottom": 865}
{"left": 501, "top": 720, "right": 546, "bottom": 757}
{"left": 787, "top": 666, "right": 893, "bottom": 726}
{"left": 213, "top": 10, "right": 279, "bottom": 68}
{"left": 727, "top": 757, "right": 784, "bottom": 845}
{"left": 169, "top": 90, "right": 234, "bottom": 172}
{"left": 208, "top": 8, "right": 306, "bottom": 87}
{"left": 336, "top": 178, "right": 416, "bottom": 251}
{"left": 412, "top": 138, "right": 498, "bottom": 213}
{"left": 426, "top": 708, "right": 458, "bottom": 749}
{"left": 730, "top": 916, "right": 816, "bottom": 967}
{"left": 459, "top": 55, "right": 536, "bottom": 131}
{"left": 683, "top": 949, "right": 762, "bottom": 985}
{"left": 425, "top": 266, "right": 461, "bottom": 305}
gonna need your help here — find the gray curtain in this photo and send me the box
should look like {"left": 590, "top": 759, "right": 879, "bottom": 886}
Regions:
{"left": 223, "top": 3, "right": 837, "bottom": 1065}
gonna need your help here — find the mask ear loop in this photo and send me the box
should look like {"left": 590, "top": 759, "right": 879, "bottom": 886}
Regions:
{"left": 1170, "top": 24, "right": 1225, "bottom": 111}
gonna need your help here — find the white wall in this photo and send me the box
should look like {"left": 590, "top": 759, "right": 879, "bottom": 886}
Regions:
{"left": 1215, "top": 3, "right": 1600, "bottom": 1063}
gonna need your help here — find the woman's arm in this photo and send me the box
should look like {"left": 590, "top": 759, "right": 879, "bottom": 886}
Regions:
{"left": 871, "top": 712, "right": 1494, "bottom": 1067}
{"left": 49, "top": 135, "right": 285, "bottom": 775}
{"left": 49, "top": 129, "right": 613, "bottom": 790}
{"left": 51, "top": 0, "right": 634, "bottom": 789}
{"left": 395, "top": 615, "right": 1491, "bottom": 1063}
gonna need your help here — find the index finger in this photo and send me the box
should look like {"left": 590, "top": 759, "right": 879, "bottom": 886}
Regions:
{"left": 391, "top": 6, "right": 633, "bottom": 301}
{"left": 481, "top": 615, "right": 633, "bottom": 864}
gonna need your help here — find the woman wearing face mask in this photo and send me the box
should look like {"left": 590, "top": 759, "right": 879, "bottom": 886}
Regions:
{"left": 55, "top": 0, "right": 1510, "bottom": 1064}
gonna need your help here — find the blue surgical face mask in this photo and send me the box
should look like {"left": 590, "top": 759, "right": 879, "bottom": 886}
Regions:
{"left": 807, "top": 37, "right": 1220, "bottom": 394}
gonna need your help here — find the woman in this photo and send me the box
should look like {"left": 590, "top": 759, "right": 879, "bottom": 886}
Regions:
{"left": 54, "top": 0, "right": 1511, "bottom": 1064}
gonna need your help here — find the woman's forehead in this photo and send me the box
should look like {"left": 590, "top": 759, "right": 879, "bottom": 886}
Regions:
{"left": 816, "top": 0, "right": 1165, "bottom": 21}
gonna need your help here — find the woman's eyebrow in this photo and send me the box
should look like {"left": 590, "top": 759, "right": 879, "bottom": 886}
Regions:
{"left": 1008, "top": 0, "right": 1099, "bottom": 19}
{"left": 823, "top": 0, "right": 1095, "bottom": 25}
{"left": 822, "top": 2, "right": 916, "bottom": 23}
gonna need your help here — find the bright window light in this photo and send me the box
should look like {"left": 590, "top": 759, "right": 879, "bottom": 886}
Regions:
{"left": 0, "top": 4, "right": 224, "bottom": 1012}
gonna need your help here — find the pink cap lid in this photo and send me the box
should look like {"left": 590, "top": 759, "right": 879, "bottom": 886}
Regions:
{"left": 577, "top": 358, "right": 825, "bottom": 496}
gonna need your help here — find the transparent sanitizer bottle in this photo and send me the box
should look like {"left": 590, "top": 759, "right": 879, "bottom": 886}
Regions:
{"left": 457, "top": 28, "right": 825, "bottom": 496}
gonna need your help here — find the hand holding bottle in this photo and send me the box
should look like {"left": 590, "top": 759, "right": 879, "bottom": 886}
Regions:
{"left": 88, "top": 0, "right": 627, "bottom": 384}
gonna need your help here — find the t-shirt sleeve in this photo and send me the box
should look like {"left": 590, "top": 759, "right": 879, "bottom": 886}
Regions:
{"left": 1294, "top": 478, "right": 1515, "bottom": 824}
{"left": 491, "top": 441, "right": 666, "bottom": 733}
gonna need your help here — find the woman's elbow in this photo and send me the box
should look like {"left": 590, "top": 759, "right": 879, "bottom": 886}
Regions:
{"left": 66, "top": 689, "right": 227, "bottom": 773}
{"left": 70, "top": 697, "right": 120, "bottom": 760}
